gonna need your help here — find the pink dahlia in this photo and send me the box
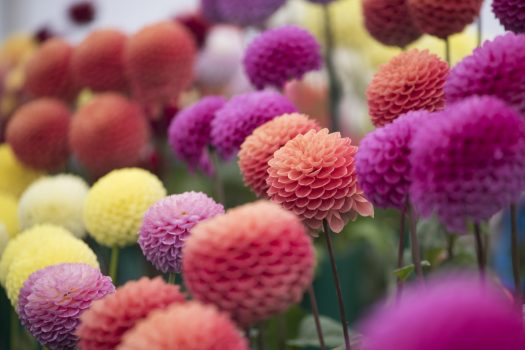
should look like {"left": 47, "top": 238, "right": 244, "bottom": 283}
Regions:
{"left": 356, "top": 110, "right": 431, "bottom": 210}
{"left": 360, "top": 275, "right": 525, "bottom": 350}
{"left": 244, "top": 25, "right": 321, "bottom": 90}
{"left": 139, "top": 192, "right": 224, "bottom": 274}
{"left": 201, "top": 0, "right": 286, "bottom": 26}
{"left": 410, "top": 96, "right": 525, "bottom": 233}
{"left": 183, "top": 201, "right": 315, "bottom": 326}
{"left": 267, "top": 129, "right": 374, "bottom": 233}
{"left": 238, "top": 113, "right": 320, "bottom": 197}
{"left": 76, "top": 277, "right": 185, "bottom": 350}
{"left": 446, "top": 33, "right": 525, "bottom": 116}
{"left": 118, "top": 302, "right": 249, "bottom": 350}
{"left": 211, "top": 91, "right": 296, "bottom": 160}
{"left": 493, "top": 0, "right": 525, "bottom": 34}
{"left": 18, "top": 263, "right": 114, "bottom": 350}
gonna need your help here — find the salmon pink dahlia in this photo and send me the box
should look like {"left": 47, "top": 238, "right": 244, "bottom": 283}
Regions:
{"left": 493, "top": 0, "right": 525, "bottom": 33}
{"left": 267, "top": 129, "right": 374, "bottom": 233}
{"left": 367, "top": 49, "right": 448, "bottom": 127}
{"left": 238, "top": 113, "right": 320, "bottom": 197}
{"left": 118, "top": 302, "right": 249, "bottom": 350}
{"left": 77, "top": 277, "right": 185, "bottom": 350}
{"left": 183, "top": 201, "right": 315, "bottom": 326}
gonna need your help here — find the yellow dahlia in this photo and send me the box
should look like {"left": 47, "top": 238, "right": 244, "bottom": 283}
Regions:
{"left": 0, "top": 144, "right": 42, "bottom": 198}
{"left": 0, "top": 193, "right": 19, "bottom": 238}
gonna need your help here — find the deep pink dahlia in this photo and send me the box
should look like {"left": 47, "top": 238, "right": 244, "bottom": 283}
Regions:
{"left": 244, "top": 25, "right": 321, "bottom": 90}
{"left": 18, "top": 263, "right": 114, "bottom": 350}
{"left": 139, "top": 192, "right": 224, "bottom": 274}
{"left": 360, "top": 275, "right": 525, "bottom": 350}
{"left": 201, "top": 0, "right": 285, "bottom": 26}
{"left": 168, "top": 96, "right": 226, "bottom": 174}
{"left": 211, "top": 91, "right": 296, "bottom": 160}
{"left": 492, "top": 0, "right": 525, "bottom": 34}
{"left": 446, "top": 33, "right": 525, "bottom": 116}
{"left": 356, "top": 110, "right": 431, "bottom": 210}
{"left": 410, "top": 96, "right": 525, "bottom": 233}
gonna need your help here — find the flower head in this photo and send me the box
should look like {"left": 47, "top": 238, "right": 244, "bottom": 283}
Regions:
{"left": 244, "top": 25, "right": 322, "bottom": 89}
{"left": 77, "top": 277, "right": 185, "bottom": 350}
{"left": 7, "top": 98, "right": 70, "bottom": 171}
{"left": 139, "top": 192, "right": 224, "bottom": 274}
{"left": 211, "top": 91, "right": 296, "bottom": 159}
{"left": 410, "top": 96, "right": 525, "bottom": 233}
{"left": 70, "top": 93, "right": 150, "bottom": 177}
{"left": 492, "top": 0, "right": 525, "bottom": 33}
{"left": 0, "top": 144, "right": 42, "bottom": 198}
{"left": 183, "top": 200, "right": 315, "bottom": 326}
{"left": 267, "top": 129, "right": 374, "bottom": 233}
{"left": 18, "top": 263, "right": 114, "bottom": 350}
{"left": 68, "top": 1, "right": 96, "bottom": 25}
{"left": 445, "top": 33, "right": 525, "bottom": 116}
{"left": 119, "top": 301, "right": 249, "bottom": 350}
{"left": 175, "top": 12, "right": 211, "bottom": 48}
{"left": 0, "top": 193, "right": 19, "bottom": 238}
{"left": 18, "top": 174, "right": 89, "bottom": 238}
{"left": 202, "top": 0, "right": 286, "bottom": 26}
{"left": 366, "top": 49, "right": 448, "bottom": 127}
{"left": 238, "top": 113, "right": 320, "bottom": 197}
{"left": 168, "top": 96, "right": 226, "bottom": 174}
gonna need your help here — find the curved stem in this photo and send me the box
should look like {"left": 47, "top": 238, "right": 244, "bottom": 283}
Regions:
{"left": 511, "top": 204, "right": 522, "bottom": 304}
{"left": 109, "top": 246, "right": 120, "bottom": 285}
{"left": 473, "top": 222, "right": 485, "bottom": 278}
{"left": 408, "top": 206, "right": 424, "bottom": 281}
{"left": 307, "top": 285, "right": 327, "bottom": 350}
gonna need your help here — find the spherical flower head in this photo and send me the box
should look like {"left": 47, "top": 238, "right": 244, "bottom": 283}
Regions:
{"left": 0, "top": 144, "right": 42, "bottom": 198}
{"left": 0, "top": 193, "right": 19, "bottom": 238}
{"left": 18, "top": 174, "right": 89, "bottom": 238}
{"left": 7, "top": 98, "right": 70, "bottom": 171}
{"left": 18, "top": 263, "right": 114, "bottom": 350}
{"left": 125, "top": 21, "right": 197, "bottom": 111}
{"left": 211, "top": 91, "right": 297, "bottom": 160}
{"left": 407, "top": 0, "right": 484, "bottom": 39}
{"left": 77, "top": 277, "right": 185, "bottom": 350}
{"left": 139, "top": 192, "right": 224, "bottom": 274}
{"left": 445, "top": 33, "right": 525, "bottom": 117}
{"left": 202, "top": 0, "right": 286, "bottom": 26}
{"left": 410, "top": 96, "right": 525, "bottom": 233}
{"left": 4, "top": 225, "right": 99, "bottom": 306}
{"left": 244, "top": 25, "right": 322, "bottom": 90}
{"left": 84, "top": 168, "right": 166, "bottom": 247}
{"left": 175, "top": 12, "right": 211, "bottom": 49}
{"left": 238, "top": 113, "right": 320, "bottom": 197}
{"left": 356, "top": 110, "right": 431, "bottom": 210}
{"left": 363, "top": 0, "right": 422, "bottom": 48}
{"left": 24, "top": 38, "right": 78, "bottom": 101}
{"left": 68, "top": 1, "right": 96, "bottom": 25}
{"left": 72, "top": 29, "right": 128, "bottom": 92}
{"left": 267, "top": 129, "right": 374, "bottom": 233}
{"left": 367, "top": 49, "right": 449, "bottom": 127}
{"left": 118, "top": 301, "right": 249, "bottom": 350}
{"left": 360, "top": 275, "right": 525, "bottom": 350}
{"left": 168, "top": 96, "right": 226, "bottom": 174}
{"left": 183, "top": 200, "right": 315, "bottom": 326}
{"left": 493, "top": 0, "right": 525, "bottom": 33}
{"left": 70, "top": 93, "right": 150, "bottom": 177}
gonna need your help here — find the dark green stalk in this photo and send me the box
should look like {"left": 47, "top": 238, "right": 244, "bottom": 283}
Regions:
{"left": 307, "top": 285, "right": 327, "bottom": 350}
{"left": 408, "top": 206, "right": 424, "bottom": 281}
{"left": 109, "top": 246, "right": 119, "bottom": 285}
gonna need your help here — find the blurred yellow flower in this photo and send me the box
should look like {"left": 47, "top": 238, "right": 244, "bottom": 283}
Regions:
{"left": 0, "top": 34, "right": 37, "bottom": 68}
{"left": 0, "top": 224, "right": 8, "bottom": 257}
{"left": 0, "top": 144, "right": 43, "bottom": 198}
{"left": 0, "top": 193, "right": 19, "bottom": 238}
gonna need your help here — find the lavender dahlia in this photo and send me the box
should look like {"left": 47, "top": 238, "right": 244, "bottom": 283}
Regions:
{"left": 410, "top": 96, "right": 525, "bottom": 233}
{"left": 201, "top": 0, "right": 285, "bottom": 26}
{"left": 492, "top": 0, "right": 525, "bottom": 34}
{"left": 244, "top": 25, "right": 321, "bottom": 90}
{"left": 139, "top": 192, "right": 224, "bottom": 273}
{"left": 18, "top": 263, "right": 114, "bottom": 350}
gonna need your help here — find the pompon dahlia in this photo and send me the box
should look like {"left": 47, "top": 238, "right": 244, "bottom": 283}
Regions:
{"left": 410, "top": 96, "right": 525, "bottom": 233}
{"left": 24, "top": 38, "right": 77, "bottom": 100}
{"left": 445, "top": 33, "right": 525, "bottom": 116}
{"left": 356, "top": 111, "right": 431, "bottom": 210}
{"left": 125, "top": 21, "right": 197, "bottom": 111}
{"left": 266, "top": 129, "right": 374, "bottom": 233}
{"left": 366, "top": 49, "right": 448, "bottom": 127}
{"left": 118, "top": 302, "right": 249, "bottom": 350}
{"left": 0, "top": 144, "right": 42, "bottom": 198}
{"left": 168, "top": 96, "right": 226, "bottom": 174}
{"left": 201, "top": 0, "right": 286, "bottom": 26}
{"left": 139, "top": 192, "right": 224, "bottom": 274}
{"left": 71, "top": 29, "right": 128, "bottom": 92}
{"left": 69, "top": 93, "right": 150, "bottom": 177}
{"left": 18, "top": 263, "right": 114, "bottom": 350}
{"left": 0, "top": 193, "right": 19, "bottom": 238}
{"left": 183, "top": 200, "right": 315, "bottom": 326}
{"left": 6, "top": 98, "right": 70, "bottom": 171}
{"left": 18, "top": 174, "right": 89, "bottom": 238}
{"left": 83, "top": 168, "right": 166, "bottom": 247}
{"left": 77, "top": 277, "right": 185, "bottom": 350}
{"left": 244, "top": 25, "right": 322, "bottom": 90}
{"left": 360, "top": 275, "right": 525, "bottom": 350}
{"left": 407, "top": 0, "right": 483, "bottom": 39}
{"left": 238, "top": 113, "right": 320, "bottom": 197}
{"left": 211, "top": 91, "right": 297, "bottom": 160}
{"left": 493, "top": 0, "right": 525, "bottom": 33}
{"left": 362, "top": 0, "right": 422, "bottom": 48}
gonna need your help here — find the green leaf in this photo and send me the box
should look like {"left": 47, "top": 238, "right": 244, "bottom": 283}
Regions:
{"left": 288, "top": 315, "right": 362, "bottom": 349}
{"left": 393, "top": 261, "right": 431, "bottom": 281}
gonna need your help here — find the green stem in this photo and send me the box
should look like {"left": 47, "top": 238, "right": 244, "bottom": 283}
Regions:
{"left": 444, "top": 36, "right": 451, "bottom": 66}
{"left": 168, "top": 273, "right": 176, "bottom": 284}
{"left": 396, "top": 205, "right": 407, "bottom": 298}
{"left": 257, "top": 322, "right": 265, "bottom": 350}
{"left": 510, "top": 204, "right": 522, "bottom": 304}
{"left": 307, "top": 285, "right": 326, "bottom": 350}
{"left": 109, "top": 246, "right": 120, "bottom": 285}
{"left": 473, "top": 222, "right": 485, "bottom": 278}
{"left": 447, "top": 234, "right": 457, "bottom": 260}
{"left": 208, "top": 147, "right": 226, "bottom": 205}
{"left": 477, "top": 15, "right": 482, "bottom": 48}
{"left": 408, "top": 206, "right": 424, "bottom": 281}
